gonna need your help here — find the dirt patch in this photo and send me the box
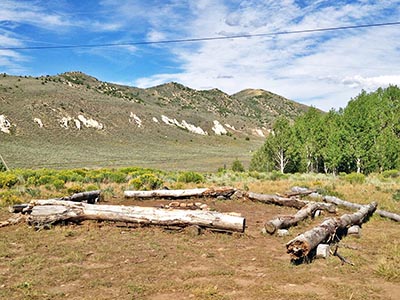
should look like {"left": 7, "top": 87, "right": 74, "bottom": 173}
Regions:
{"left": 0, "top": 195, "right": 399, "bottom": 299}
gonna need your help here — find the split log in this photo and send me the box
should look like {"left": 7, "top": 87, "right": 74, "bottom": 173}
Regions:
{"left": 286, "top": 202, "right": 377, "bottom": 260}
{"left": 264, "top": 202, "right": 337, "bottom": 234}
{"left": 245, "top": 192, "right": 308, "bottom": 209}
{"left": 124, "top": 187, "right": 236, "bottom": 199}
{"left": 323, "top": 195, "right": 400, "bottom": 222}
{"left": 26, "top": 200, "right": 245, "bottom": 233}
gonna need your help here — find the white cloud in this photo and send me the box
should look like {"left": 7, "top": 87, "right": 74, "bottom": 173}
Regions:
{"left": 133, "top": 0, "right": 400, "bottom": 111}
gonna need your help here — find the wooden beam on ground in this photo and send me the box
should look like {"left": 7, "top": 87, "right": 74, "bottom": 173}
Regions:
{"left": 286, "top": 202, "right": 377, "bottom": 260}
{"left": 264, "top": 202, "right": 337, "bottom": 234}
{"left": 26, "top": 200, "right": 246, "bottom": 233}
{"left": 124, "top": 187, "right": 236, "bottom": 199}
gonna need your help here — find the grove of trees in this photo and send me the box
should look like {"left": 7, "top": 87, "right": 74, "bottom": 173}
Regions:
{"left": 250, "top": 85, "right": 400, "bottom": 175}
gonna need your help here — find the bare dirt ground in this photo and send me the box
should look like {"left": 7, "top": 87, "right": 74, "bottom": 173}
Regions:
{"left": 1, "top": 187, "right": 399, "bottom": 299}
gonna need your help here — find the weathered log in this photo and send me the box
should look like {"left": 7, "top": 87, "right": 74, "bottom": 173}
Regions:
{"left": 323, "top": 195, "right": 400, "bottom": 222}
{"left": 26, "top": 200, "right": 245, "bottom": 232}
{"left": 264, "top": 202, "right": 337, "bottom": 234}
{"left": 286, "top": 202, "right": 377, "bottom": 260}
{"left": 10, "top": 190, "right": 102, "bottom": 213}
{"left": 245, "top": 192, "right": 308, "bottom": 209}
{"left": 63, "top": 190, "right": 101, "bottom": 204}
{"left": 285, "top": 189, "right": 318, "bottom": 198}
{"left": 124, "top": 187, "right": 236, "bottom": 199}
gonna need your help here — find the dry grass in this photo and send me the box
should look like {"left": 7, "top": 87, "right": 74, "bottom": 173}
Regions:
{"left": 0, "top": 177, "right": 399, "bottom": 299}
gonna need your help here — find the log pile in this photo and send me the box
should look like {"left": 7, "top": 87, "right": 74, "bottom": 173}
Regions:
{"left": 1, "top": 186, "right": 390, "bottom": 264}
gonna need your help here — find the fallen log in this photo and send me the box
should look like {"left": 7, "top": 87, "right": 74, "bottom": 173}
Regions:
{"left": 285, "top": 189, "right": 318, "bottom": 198}
{"left": 63, "top": 190, "right": 101, "bottom": 204}
{"left": 0, "top": 214, "right": 25, "bottom": 228}
{"left": 291, "top": 187, "right": 400, "bottom": 222}
{"left": 124, "top": 187, "right": 236, "bottom": 199}
{"left": 286, "top": 202, "right": 377, "bottom": 260}
{"left": 26, "top": 200, "right": 245, "bottom": 233}
{"left": 10, "top": 190, "right": 102, "bottom": 213}
{"left": 323, "top": 195, "right": 400, "bottom": 222}
{"left": 245, "top": 192, "right": 308, "bottom": 209}
{"left": 264, "top": 202, "right": 337, "bottom": 234}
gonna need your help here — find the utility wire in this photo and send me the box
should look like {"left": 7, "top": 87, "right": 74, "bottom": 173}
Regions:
{"left": 1, "top": 21, "right": 400, "bottom": 51}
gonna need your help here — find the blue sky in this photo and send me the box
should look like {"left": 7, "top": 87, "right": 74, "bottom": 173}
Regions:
{"left": 1, "top": 0, "right": 400, "bottom": 111}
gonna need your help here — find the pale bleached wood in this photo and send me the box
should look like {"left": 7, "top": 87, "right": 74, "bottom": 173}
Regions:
{"left": 286, "top": 202, "right": 377, "bottom": 260}
{"left": 245, "top": 192, "right": 308, "bottom": 209}
{"left": 264, "top": 202, "right": 337, "bottom": 234}
{"left": 124, "top": 187, "right": 236, "bottom": 199}
{"left": 27, "top": 200, "right": 245, "bottom": 232}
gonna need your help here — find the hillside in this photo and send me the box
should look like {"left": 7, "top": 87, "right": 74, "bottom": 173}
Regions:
{"left": 0, "top": 71, "right": 311, "bottom": 170}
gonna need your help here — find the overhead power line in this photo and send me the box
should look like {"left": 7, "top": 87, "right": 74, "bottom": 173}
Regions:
{"left": 1, "top": 21, "right": 400, "bottom": 51}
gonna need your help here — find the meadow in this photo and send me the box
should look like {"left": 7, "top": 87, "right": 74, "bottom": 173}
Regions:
{"left": 0, "top": 167, "right": 399, "bottom": 299}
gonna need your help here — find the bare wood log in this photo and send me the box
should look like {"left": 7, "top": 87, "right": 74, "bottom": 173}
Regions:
{"left": 124, "top": 187, "right": 236, "bottom": 199}
{"left": 26, "top": 200, "right": 245, "bottom": 232}
{"left": 323, "top": 195, "right": 400, "bottom": 222}
{"left": 286, "top": 202, "right": 377, "bottom": 260}
{"left": 285, "top": 189, "right": 318, "bottom": 198}
{"left": 10, "top": 190, "right": 102, "bottom": 213}
{"left": 264, "top": 202, "right": 337, "bottom": 234}
{"left": 245, "top": 192, "right": 308, "bottom": 209}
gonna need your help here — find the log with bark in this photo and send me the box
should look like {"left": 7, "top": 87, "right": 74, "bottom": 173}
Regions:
{"left": 286, "top": 202, "right": 377, "bottom": 260}
{"left": 264, "top": 202, "right": 337, "bottom": 234}
{"left": 124, "top": 187, "right": 236, "bottom": 199}
{"left": 25, "top": 200, "right": 246, "bottom": 233}
{"left": 245, "top": 192, "right": 308, "bottom": 209}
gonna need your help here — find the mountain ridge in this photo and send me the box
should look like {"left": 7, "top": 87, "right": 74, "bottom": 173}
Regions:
{"left": 0, "top": 71, "right": 313, "bottom": 171}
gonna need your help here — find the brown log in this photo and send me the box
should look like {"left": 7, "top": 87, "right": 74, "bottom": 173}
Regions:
{"left": 264, "top": 202, "right": 337, "bottom": 234}
{"left": 323, "top": 195, "right": 400, "bottom": 222}
{"left": 286, "top": 202, "right": 377, "bottom": 260}
{"left": 63, "top": 190, "right": 101, "bottom": 204}
{"left": 124, "top": 187, "right": 236, "bottom": 199}
{"left": 245, "top": 192, "right": 308, "bottom": 209}
{"left": 26, "top": 200, "right": 245, "bottom": 233}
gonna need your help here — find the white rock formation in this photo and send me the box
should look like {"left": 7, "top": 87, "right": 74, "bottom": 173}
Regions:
{"left": 152, "top": 117, "right": 159, "bottom": 123}
{"left": 0, "top": 115, "right": 11, "bottom": 134}
{"left": 161, "top": 115, "right": 207, "bottom": 135}
{"left": 77, "top": 115, "right": 104, "bottom": 130}
{"left": 212, "top": 120, "right": 227, "bottom": 135}
{"left": 34, "top": 118, "right": 44, "bottom": 128}
{"left": 129, "top": 112, "right": 143, "bottom": 128}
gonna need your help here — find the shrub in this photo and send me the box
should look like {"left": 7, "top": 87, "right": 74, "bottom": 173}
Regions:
{"left": 129, "top": 173, "right": 163, "bottom": 191}
{"left": 0, "top": 172, "right": 19, "bottom": 188}
{"left": 269, "top": 171, "right": 288, "bottom": 181}
{"left": 393, "top": 190, "right": 400, "bottom": 202}
{"left": 231, "top": 159, "right": 245, "bottom": 172}
{"left": 381, "top": 170, "right": 399, "bottom": 179}
{"left": 67, "top": 184, "right": 84, "bottom": 194}
{"left": 177, "top": 171, "right": 204, "bottom": 184}
{"left": 52, "top": 179, "right": 65, "bottom": 191}
{"left": 0, "top": 190, "right": 23, "bottom": 206}
{"left": 343, "top": 172, "right": 366, "bottom": 184}
{"left": 37, "top": 175, "right": 58, "bottom": 186}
